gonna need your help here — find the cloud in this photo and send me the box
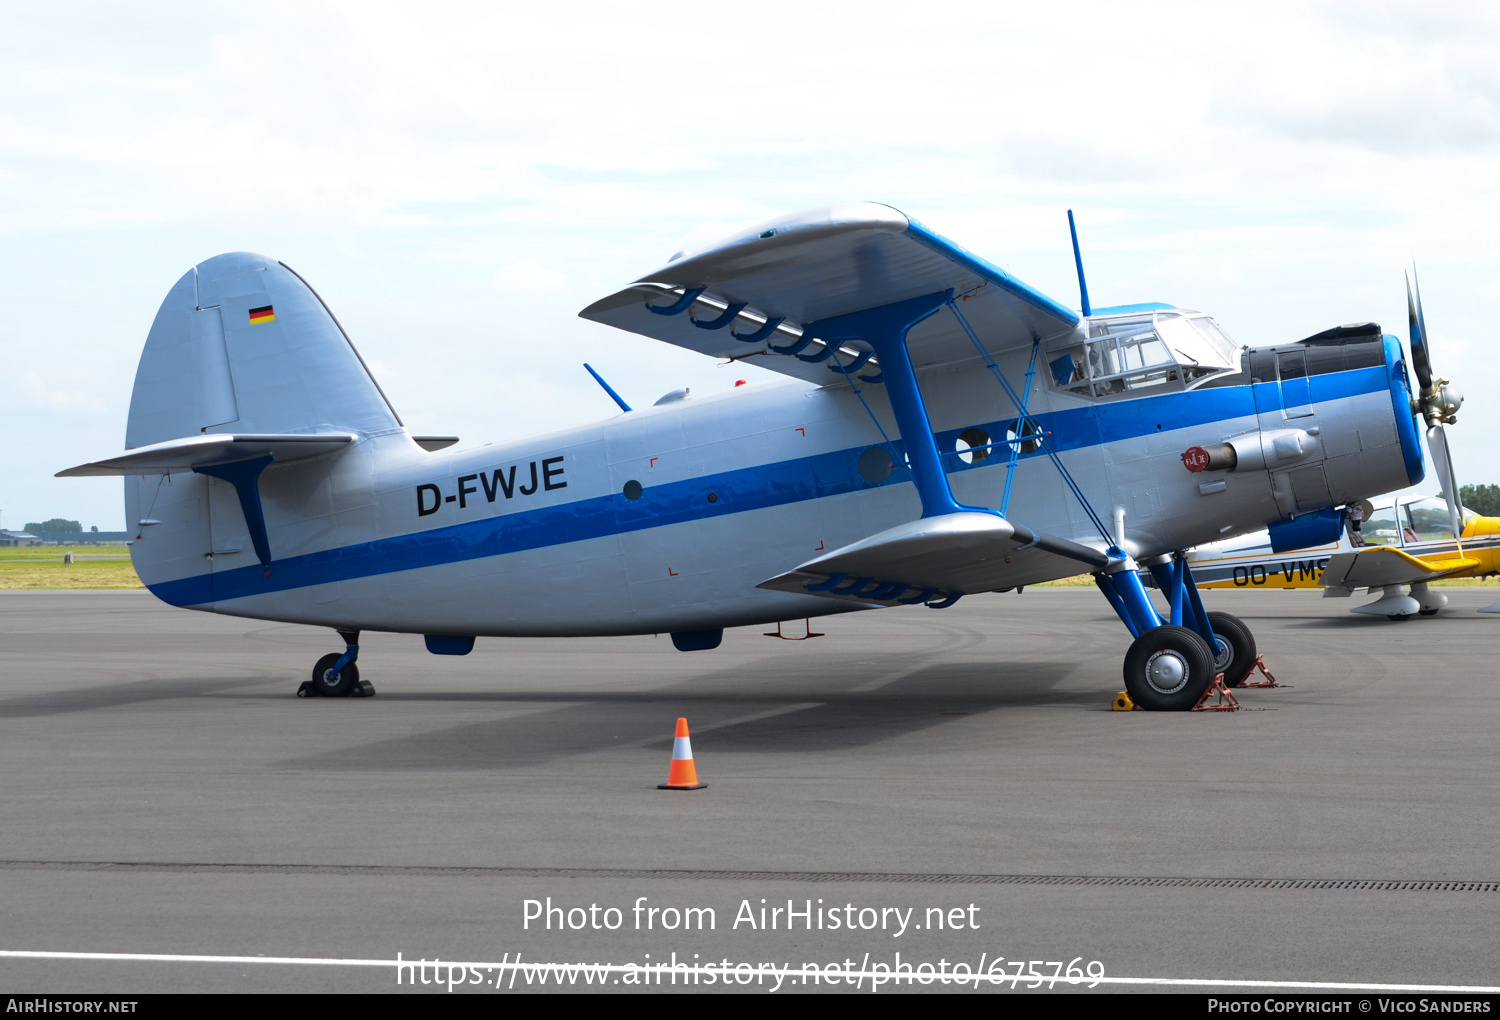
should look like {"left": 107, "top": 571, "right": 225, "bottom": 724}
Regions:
{"left": 494, "top": 257, "right": 566, "bottom": 295}
{"left": 7, "top": 0, "right": 1500, "bottom": 527}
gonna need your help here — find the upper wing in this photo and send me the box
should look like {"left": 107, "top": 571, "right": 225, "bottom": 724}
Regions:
{"left": 757, "top": 512, "right": 1110, "bottom": 606}
{"left": 1321, "top": 546, "right": 1478, "bottom": 590}
{"left": 579, "top": 203, "right": 1080, "bottom": 386}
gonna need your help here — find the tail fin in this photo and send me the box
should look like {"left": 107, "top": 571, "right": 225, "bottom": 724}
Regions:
{"left": 126, "top": 252, "right": 400, "bottom": 447}
{"left": 100, "top": 254, "right": 402, "bottom": 606}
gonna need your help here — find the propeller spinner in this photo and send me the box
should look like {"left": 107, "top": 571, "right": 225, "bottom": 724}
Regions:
{"left": 1406, "top": 269, "right": 1466, "bottom": 543}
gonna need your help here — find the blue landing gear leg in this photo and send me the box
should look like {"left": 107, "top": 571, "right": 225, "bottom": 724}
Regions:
{"left": 298, "top": 630, "right": 375, "bottom": 698}
{"left": 1096, "top": 557, "right": 1216, "bottom": 711}
{"left": 1145, "top": 554, "right": 1257, "bottom": 689}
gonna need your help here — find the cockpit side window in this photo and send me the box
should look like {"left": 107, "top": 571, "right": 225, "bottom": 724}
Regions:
{"left": 1360, "top": 507, "right": 1403, "bottom": 547}
{"left": 1046, "top": 310, "right": 1238, "bottom": 400}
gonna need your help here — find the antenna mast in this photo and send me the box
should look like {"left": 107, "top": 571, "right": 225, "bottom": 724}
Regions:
{"left": 1068, "top": 209, "right": 1092, "bottom": 317}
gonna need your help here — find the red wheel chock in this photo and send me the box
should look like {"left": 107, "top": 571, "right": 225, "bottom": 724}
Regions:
{"left": 1234, "top": 654, "right": 1280, "bottom": 688}
{"left": 1193, "top": 673, "right": 1241, "bottom": 712}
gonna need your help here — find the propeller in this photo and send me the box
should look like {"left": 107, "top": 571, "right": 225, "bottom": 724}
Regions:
{"left": 1406, "top": 269, "right": 1466, "bottom": 545}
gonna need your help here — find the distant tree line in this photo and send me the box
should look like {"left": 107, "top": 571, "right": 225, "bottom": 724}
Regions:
{"left": 1461, "top": 485, "right": 1500, "bottom": 517}
{"left": 23, "top": 519, "right": 82, "bottom": 533}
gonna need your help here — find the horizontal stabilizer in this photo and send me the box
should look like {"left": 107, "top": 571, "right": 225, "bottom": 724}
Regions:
{"left": 580, "top": 203, "right": 1080, "bottom": 387}
{"left": 56, "top": 432, "right": 355, "bottom": 477}
{"left": 1321, "top": 547, "right": 1477, "bottom": 590}
{"left": 757, "top": 512, "right": 1110, "bottom": 607}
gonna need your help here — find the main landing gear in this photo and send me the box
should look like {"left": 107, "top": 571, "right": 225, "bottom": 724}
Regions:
{"left": 297, "top": 630, "right": 375, "bottom": 698}
{"left": 1097, "top": 553, "right": 1259, "bottom": 711}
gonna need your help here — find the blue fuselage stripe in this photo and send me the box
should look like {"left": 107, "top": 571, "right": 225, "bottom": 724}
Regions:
{"left": 149, "top": 365, "right": 1393, "bottom": 607}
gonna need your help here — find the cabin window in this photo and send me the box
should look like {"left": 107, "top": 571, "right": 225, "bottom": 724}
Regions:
{"left": 955, "top": 427, "right": 992, "bottom": 464}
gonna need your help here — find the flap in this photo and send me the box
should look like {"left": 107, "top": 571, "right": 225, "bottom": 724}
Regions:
{"left": 1322, "top": 547, "right": 1477, "bottom": 589}
{"left": 579, "top": 202, "right": 1080, "bottom": 387}
{"left": 56, "top": 432, "right": 356, "bottom": 477}
{"left": 757, "top": 512, "right": 1110, "bottom": 606}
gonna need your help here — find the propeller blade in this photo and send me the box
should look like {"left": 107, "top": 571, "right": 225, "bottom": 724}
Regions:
{"left": 1406, "top": 271, "right": 1433, "bottom": 394}
{"left": 1426, "top": 424, "right": 1465, "bottom": 549}
{"left": 1413, "top": 265, "right": 1432, "bottom": 372}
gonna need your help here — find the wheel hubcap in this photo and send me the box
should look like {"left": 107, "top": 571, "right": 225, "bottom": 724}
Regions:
{"left": 1213, "top": 637, "right": 1232, "bottom": 672}
{"left": 1144, "top": 649, "right": 1189, "bottom": 694}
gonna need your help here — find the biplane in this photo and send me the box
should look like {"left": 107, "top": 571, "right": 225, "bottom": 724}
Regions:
{"left": 60, "top": 203, "right": 1440, "bottom": 709}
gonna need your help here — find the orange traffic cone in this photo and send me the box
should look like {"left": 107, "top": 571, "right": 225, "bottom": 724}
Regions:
{"left": 658, "top": 717, "right": 707, "bottom": 790}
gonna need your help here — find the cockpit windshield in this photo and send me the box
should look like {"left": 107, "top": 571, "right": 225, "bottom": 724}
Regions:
{"left": 1401, "top": 496, "right": 1472, "bottom": 543}
{"left": 1354, "top": 496, "right": 1473, "bottom": 548}
{"left": 1047, "top": 310, "right": 1240, "bottom": 399}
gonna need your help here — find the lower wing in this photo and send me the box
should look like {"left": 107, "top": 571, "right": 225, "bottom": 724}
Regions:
{"left": 757, "top": 512, "right": 1110, "bottom": 607}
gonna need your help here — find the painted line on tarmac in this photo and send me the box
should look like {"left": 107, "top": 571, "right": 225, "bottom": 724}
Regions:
{"left": 1, "top": 860, "right": 1496, "bottom": 892}
{"left": 1, "top": 950, "right": 1498, "bottom": 993}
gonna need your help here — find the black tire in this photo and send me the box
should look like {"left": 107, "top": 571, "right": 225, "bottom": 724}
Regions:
{"left": 1387, "top": 613, "right": 1413, "bottom": 622}
{"left": 1206, "top": 611, "right": 1256, "bottom": 688}
{"left": 311, "top": 652, "right": 359, "bottom": 697}
{"left": 1418, "top": 608, "right": 1440, "bottom": 617}
{"left": 1123, "top": 625, "right": 1215, "bottom": 711}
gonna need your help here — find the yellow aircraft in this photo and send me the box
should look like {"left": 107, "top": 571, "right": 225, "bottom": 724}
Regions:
{"left": 1182, "top": 494, "right": 1500, "bottom": 619}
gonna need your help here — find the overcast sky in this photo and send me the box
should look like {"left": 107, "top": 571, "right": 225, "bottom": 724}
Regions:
{"left": 3, "top": 1, "right": 1497, "bottom": 530}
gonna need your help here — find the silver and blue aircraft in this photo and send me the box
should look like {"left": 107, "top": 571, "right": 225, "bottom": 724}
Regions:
{"left": 60, "top": 203, "right": 1441, "bottom": 710}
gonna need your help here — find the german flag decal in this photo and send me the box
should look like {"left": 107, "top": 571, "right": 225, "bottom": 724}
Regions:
{"left": 248, "top": 305, "right": 275, "bottom": 325}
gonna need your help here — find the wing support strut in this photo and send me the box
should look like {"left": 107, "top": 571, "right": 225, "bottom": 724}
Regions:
{"left": 194, "top": 455, "right": 275, "bottom": 568}
{"left": 804, "top": 290, "right": 984, "bottom": 519}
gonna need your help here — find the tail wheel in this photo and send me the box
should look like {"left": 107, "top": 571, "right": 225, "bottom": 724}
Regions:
{"left": 1206, "top": 611, "right": 1256, "bottom": 688}
{"left": 1123, "top": 625, "right": 1215, "bottom": 711}
{"left": 312, "top": 653, "right": 359, "bottom": 697}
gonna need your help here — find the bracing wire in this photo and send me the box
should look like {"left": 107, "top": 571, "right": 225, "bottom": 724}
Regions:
{"left": 829, "top": 347, "right": 906, "bottom": 473}
{"left": 946, "top": 300, "right": 1113, "bottom": 544}
{"left": 1000, "top": 339, "right": 1041, "bottom": 518}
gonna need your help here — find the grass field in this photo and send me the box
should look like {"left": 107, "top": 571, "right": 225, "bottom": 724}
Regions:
{"left": 0, "top": 546, "right": 142, "bottom": 589}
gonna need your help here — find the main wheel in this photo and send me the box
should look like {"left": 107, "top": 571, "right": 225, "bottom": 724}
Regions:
{"left": 1123, "top": 625, "right": 1215, "bottom": 711}
{"left": 311, "top": 652, "right": 359, "bottom": 697}
{"left": 1206, "top": 611, "right": 1256, "bottom": 688}
{"left": 1387, "top": 613, "right": 1413, "bottom": 622}
{"left": 1418, "top": 608, "right": 1440, "bottom": 617}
